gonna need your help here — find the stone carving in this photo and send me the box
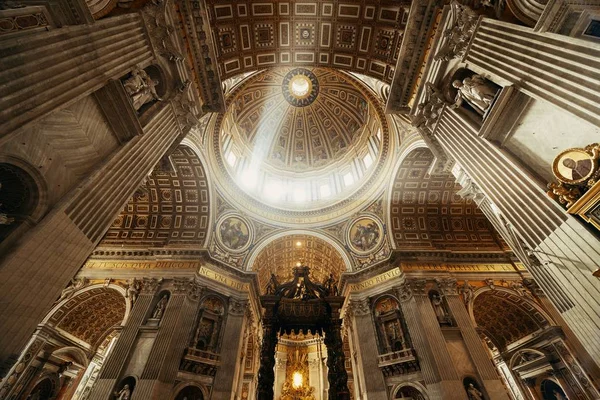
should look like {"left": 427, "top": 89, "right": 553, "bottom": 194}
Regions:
{"left": 435, "top": 278, "right": 458, "bottom": 295}
{"left": 431, "top": 293, "right": 449, "bottom": 322}
{"left": 114, "top": 384, "right": 131, "bottom": 400}
{"left": 173, "top": 278, "right": 204, "bottom": 300}
{"left": 126, "top": 278, "right": 140, "bottom": 304}
{"left": 413, "top": 83, "right": 446, "bottom": 131}
{"left": 434, "top": 1, "right": 478, "bottom": 62}
{"left": 265, "top": 273, "right": 279, "bottom": 295}
{"left": 152, "top": 294, "right": 168, "bottom": 319}
{"left": 397, "top": 282, "right": 413, "bottom": 302}
{"left": 122, "top": 67, "right": 162, "bottom": 111}
{"left": 461, "top": 280, "right": 475, "bottom": 304}
{"left": 59, "top": 277, "right": 89, "bottom": 300}
{"left": 451, "top": 74, "right": 498, "bottom": 115}
{"left": 348, "top": 299, "right": 371, "bottom": 317}
{"left": 323, "top": 273, "right": 339, "bottom": 296}
{"left": 547, "top": 143, "right": 600, "bottom": 207}
{"left": 141, "top": 277, "right": 162, "bottom": 293}
{"left": 467, "top": 383, "right": 483, "bottom": 400}
{"left": 228, "top": 299, "right": 247, "bottom": 316}
{"left": 522, "top": 278, "right": 544, "bottom": 297}
{"left": 456, "top": 176, "right": 485, "bottom": 203}
{"left": 510, "top": 281, "right": 529, "bottom": 297}
{"left": 485, "top": 278, "right": 496, "bottom": 290}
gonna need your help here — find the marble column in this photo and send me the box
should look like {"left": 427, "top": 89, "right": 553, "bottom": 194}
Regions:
{"left": 437, "top": 279, "right": 509, "bottom": 400}
{"left": 434, "top": 107, "right": 600, "bottom": 364}
{"left": 88, "top": 279, "right": 160, "bottom": 400}
{"left": 409, "top": 279, "right": 464, "bottom": 400}
{"left": 0, "top": 13, "right": 154, "bottom": 144}
{"left": 0, "top": 103, "right": 185, "bottom": 374}
{"left": 132, "top": 280, "right": 203, "bottom": 399}
{"left": 348, "top": 299, "right": 387, "bottom": 400}
{"left": 395, "top": 283, "right": 443, "bottom": 399}
{"left": 464, "top": 18, "right": 600, "bottom": 127}
{"left": 212, "top": 299, "right": 249, "bottom": 399}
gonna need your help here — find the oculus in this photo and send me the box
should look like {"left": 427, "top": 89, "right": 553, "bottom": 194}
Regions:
{"left": 282, "top": 68, "right": 319, "bottom": 107}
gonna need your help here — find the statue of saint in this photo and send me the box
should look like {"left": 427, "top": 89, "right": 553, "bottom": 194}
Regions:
{"left": 452, "top": 74, "right": 498, "bottom": 114}
{"left": 127, "top": 278, "right": 140, "bottom": 304}
{"left": 152, "top": 294, "right": 168, "bottom": 319}
{"left": 324, "top": 273, "right": 338, "bottom": 296}
{"left": 467, "top": 383, "right": 483, "bottom": 400}
{"left": 265, "top": 273, "right": 279, "bottom": 295}
{"left": 122, "top": 67, "right": 162, "bottom": 111}
{"left": 114, "top": 384, "right": 131, "bottom": 400}
{"left": 431, "top": 294, "right": 447, "bottom": 322}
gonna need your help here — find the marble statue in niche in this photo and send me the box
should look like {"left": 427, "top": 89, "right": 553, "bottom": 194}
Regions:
{"left": 122, "top": 67, "right": 162, "bottom": 111}
{"left": 114, "top": 384, "right": 131, "bottom": 400}
{"left": 152, "top": 294, "right": 168, "bottom": 320}
{"left": 467, "top": 383, "right": 483, "bottom": 400}
{"left": 219, "top": 216, "right": 250, "bottom": 251}
{"left": 451, "top": 74, "right": 498, "bottom": 115}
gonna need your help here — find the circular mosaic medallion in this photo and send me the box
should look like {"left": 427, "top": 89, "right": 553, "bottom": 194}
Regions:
{"left": 347, "top": 215, "right": 384, "bottom": 254}
{"left": 217, "top": 214, "right": 252, "bottom": 252}
{"left": 282, "top": 68, "right": 319, "bottom": 107}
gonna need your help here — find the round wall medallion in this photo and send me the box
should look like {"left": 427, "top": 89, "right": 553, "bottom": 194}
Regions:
{"left": 347, "top": 215, "right": 384, "bottom": 254}
{"left": 282, "top": 68, "right": 319, "bottom": 107}
{"left": 217, "top": 214, "right": 252, "bottom": 252}
{"left": 552, "top": 147, "right": 598, "bottom": 184}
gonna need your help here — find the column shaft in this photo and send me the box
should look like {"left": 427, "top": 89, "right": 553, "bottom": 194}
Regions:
{"left": 414, "top": 295, "right": 464, "bottom": 399}
{"left": 351, "top": 311, "right": 387, "bottom": 400}
{"left": 0, "top": 13, "right": 154, "bottom": 143}
{"left": 88, "top": 294, "right": 154, "bottom": 400}
{"left": 212, "top": 304, "right": 247, "bottom": 399}
{"left": 133, "top": 294, "right": 186, "bottom": 399}
{"left": 435, "top": 108, "right": 600, "bottom": 363}
{"left": 445, "top": 295, "right": 509, "bottom": 400}
{"left": 0, "top": 103, "right": 183, "bottom": 373}
{"left": 465, "top": 18, "right": 600, "bottom": 126}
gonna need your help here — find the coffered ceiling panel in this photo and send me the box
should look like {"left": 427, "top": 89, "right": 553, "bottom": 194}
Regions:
{"left": 206, "top": 0, "right": 410, "bottom": 82}
{"left": 390, "top": 148, "right": 502, "bottom": 251}
{"left": 101, "top": 145, "right": 210, "bottom": 247}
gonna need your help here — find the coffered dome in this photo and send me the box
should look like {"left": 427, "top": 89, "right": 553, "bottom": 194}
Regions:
{"left": 212, "top": 67, "right": 394, "bottom": 225}
{"left": 226, "top": 67, "right": 373, "bottom": 172}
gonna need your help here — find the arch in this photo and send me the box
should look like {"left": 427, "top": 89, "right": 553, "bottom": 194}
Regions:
{"left": 25, "top": 374, "right": 58, "bottom": 400}
{"left": 246, "top": 230, "right": 352, "bottom": 293}
{"left": 246, "top": 229, "right": 353, "bottom": 273}
{"left": 392, "top": 381, "right": 430, "bottom": 399}
{"left": 509, "top": 348, "right": 546, "bottom": 369}
{"left": 42, "top": 283, "right": 130, "bottom": 328}
{"left": 0, "top": 155, "right": 49, "bottom": 222}
{"left": 540, "top": 378, "right": 568, "bottom": 400}
{"left": 50, "top": 346, "right": 89, "bottom": 368}
{"left": 100, "top": 144, "right": 211, "bottom": 248}
{"left": 42, "top": 284, "right": 129, "bottom": 350}
{"left": 170, "top": 381, "right": 209, "bottom": 400}
{"left": 385, "top": 136, "right": 427, "bottom": 249}
{"left": 387, "top": 147, "right": 500, "bottom": 252}
{"left": 468, "top": 286, "right": 554, "bottom": 350}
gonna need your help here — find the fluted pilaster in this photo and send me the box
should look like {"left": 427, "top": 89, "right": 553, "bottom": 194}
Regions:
{"left": 435, "top": 108, "right": 600, "bottom": 363}
{"left": 0, "top": 13, "right": 154, "bottom": 144}
{"left": 465, "top": 18, "right": 600, "bottom": 127}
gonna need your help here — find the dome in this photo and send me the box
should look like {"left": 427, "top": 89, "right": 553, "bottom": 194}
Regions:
{"left": 212, "top": 67, "right": 394, "bottom": 224}
{"left": 227, "top": 67, "right": 372, "bottom": 172}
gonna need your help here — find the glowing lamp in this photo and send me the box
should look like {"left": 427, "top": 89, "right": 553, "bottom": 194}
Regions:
{"left": 292, "top": 372, "right": 303, "bottom": 389}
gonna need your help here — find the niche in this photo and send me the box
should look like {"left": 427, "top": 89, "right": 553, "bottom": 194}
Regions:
{"left": 146, "top": 291, "right": 170, "bottom": 326}
{"left": 0, "top": 163, "right": 39, "bottom": 243}
{"left": 428, "top": 290, "right": 454, "bottom": 327}
{"left": 193, "top": 296, "right": 225, "bottom": 352}
{"left": 445, "top": 68, "right": 501, "bottom": 123}
{"left": 373, "top": 296, "right": 411, "bottom": 354}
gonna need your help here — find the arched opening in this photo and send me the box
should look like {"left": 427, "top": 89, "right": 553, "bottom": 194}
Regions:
{"left": 174, "top": 384, "right": 205, "bottom": 400}
{"left": 26, "top": 376, "right": 56, "bottom": 400}
{"left": 0, "top": 163, "right": 39, "bottom": 243}
{"left": 114, "top": 376, "right": 136, "bottom": 400}
{"left": 395, "top": 384, "right": 427, "bottom": 399}
{"left": 3, "top": 285, "right": 127, "bottom": 400}
{"left": 251, "top": 233, "right": 347, "bottom": 295}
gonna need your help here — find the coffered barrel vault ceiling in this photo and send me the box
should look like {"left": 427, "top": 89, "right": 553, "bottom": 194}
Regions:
{"left": 252, "top": 234, "right": 346, "bottom": 293}
{"left": 206, "top": 0, "right": 410, "bottom": 82}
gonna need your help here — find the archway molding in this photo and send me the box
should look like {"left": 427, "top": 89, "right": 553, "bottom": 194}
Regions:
{"left": 391, "top": 381, "right": 430, "bottom": 399}
{"left": 170, "top": 381, "right": 209, "bottom": 400}
{"left": 245, "top": 229, "right": 353, "bottom": 274}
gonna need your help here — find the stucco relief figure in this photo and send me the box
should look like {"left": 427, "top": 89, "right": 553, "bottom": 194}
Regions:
{"left": 122, "top": 67, "right": 162, "bottom": 111}
{"left": 219, "top": 217, "right": 249, "bottom": 250}
{"left": 114, "top": 384, "right": 131, "bottom": 400}
{"left": 126, "top": 278, "right": 140, "bottom": 304}
{"left": 451, "top": 74, "right": 498, "bottom": 115}
{"left": 461, "top": 280, "right": 475, "bottom": 304}
{"left": 152, "top": 294, "right": 168, "bottom": 319}
{"left": 324, "top": 273, "right": 338, "bottom": 296}
{"left": 467, "top": 383, "right": 483, "bottom": 400}
{"left": 265, "top": 273, "right": 279, "bottom": 295}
